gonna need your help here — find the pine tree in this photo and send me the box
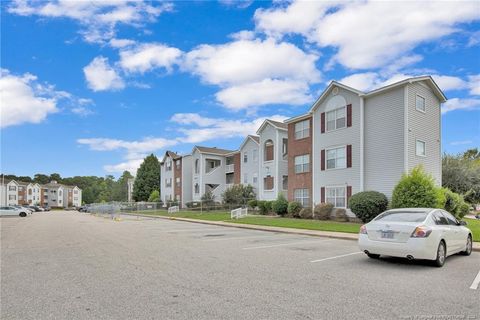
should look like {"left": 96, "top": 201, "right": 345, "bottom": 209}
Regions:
{"left": 132, "top": 154, "right": 160, "bottom": 201}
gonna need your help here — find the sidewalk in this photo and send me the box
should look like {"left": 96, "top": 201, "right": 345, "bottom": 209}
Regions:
{"left": 121, "top": 213, "right": 480, "bottom": 252}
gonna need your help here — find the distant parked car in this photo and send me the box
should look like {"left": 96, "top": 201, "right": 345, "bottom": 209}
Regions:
{"left": 28, "top": 205, "right": 43, "bottom": 212}
{"left": 0, "top": 206, "right": 29, "bottom": 217}
{"left": 358, "top": 208, "right": 472, "bottom": 267}
{"left": 42, "top": 205, "right": 51, "bottom": 211}
{"left": 77, "top": 206, "right": 87, "bottom": 212}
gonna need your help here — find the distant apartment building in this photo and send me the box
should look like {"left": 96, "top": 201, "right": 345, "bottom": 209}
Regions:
{"left": 160, "top": 151, "right": 192, "bottom": 207}
{"left": 127, "top": 178, "right": 135, "bottom": 202}
{"left": 159, "top": 76, "right": 444, "bottom": 215}
{"left": 0, "top": 179, "right": 82, "bottom": 208}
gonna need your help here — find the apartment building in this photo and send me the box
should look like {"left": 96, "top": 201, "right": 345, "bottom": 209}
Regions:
{"left": 239, "top": 135, "right": 260, "bottom": 193}
{"left": 285, "top": 76, "right": 444, "bottom": 212}
{"left": 257, "top": 120, "right": 289, "bottom": 201}
{"left": 0, "top": 179, "right": 82, "bottom": 208}
{"left": 160, "top": 151, "right": 193, "bottom": 207}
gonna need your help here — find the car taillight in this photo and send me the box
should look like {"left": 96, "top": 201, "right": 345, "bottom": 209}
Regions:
{"left": 360, "top": 225, "right": 368, "bottom": 234}
{"left": 411, "top": 226, "right": 432, "bottom": 238}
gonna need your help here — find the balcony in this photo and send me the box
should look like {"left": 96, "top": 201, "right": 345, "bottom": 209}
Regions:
{"left": 225, "top": 164, "right": 234, "bottom": 173}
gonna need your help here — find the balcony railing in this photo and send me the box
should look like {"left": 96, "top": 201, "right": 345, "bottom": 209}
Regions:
{"left": 225, "top": 164, "right": 234, "bottom": 173}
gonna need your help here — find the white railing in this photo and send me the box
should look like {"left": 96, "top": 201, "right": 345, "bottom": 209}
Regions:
{"left": 225, "top": 164, "right": 234, "bottom": 173}
{"left": 231, "top": 207, "right": 248, "bottom": 219}
{"left": 168, "top": 206, "right": 179, "bottom": 214}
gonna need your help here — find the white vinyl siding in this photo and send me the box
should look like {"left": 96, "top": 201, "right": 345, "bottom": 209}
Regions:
{"left": 294, "top": 120, "right": 310, "bottom": 139}
{"left": 326, "top": 187, "right": 346, "bottom": 208}
{"left": 294, "top": 189, "right": 309, "bottom": 207}
{"left": 326, "top": 106, "right": 346, "bottom": 131}
{"left": 294, "top": 154, "right": 310, "bottom": 173}
{"left": 416, "top": 140, "right": 426, "bottom": 156}
{"left": 243, "top": 173, "right": 248, "bottom": 184}
{"left": 326, "top": 146, "right": 346, "bottom": 169}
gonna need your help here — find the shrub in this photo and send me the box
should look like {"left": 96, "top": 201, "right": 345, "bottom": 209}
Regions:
{"left": 148, "top": 190, "right": 160, "bottom": 202}
{"left": 349, "top": 191, "right": 389, "bottom": 223}
{"left": 222, "top": 184, "right": 256, "bottom": 205}
{"left": 257, "top": 201, "right": 268, "bottom": 215}
{"left": 287, "top": 201, "right": 302, "bottom": 218}
{"left": 333, "top": 208, "right": 349, "bottom": 222}
{"left": 314, "top": 203, "right": 333, "bottom": 220}
{"left": 247, "top": 199, "right": 258, "bottom": 209}
{"left": 442, "top": 188, "right": 470, "bottom": 219}
{"left": 299, "top": 207, "right": 313, "bottom": 219}
{"left": 265, "top": 201, "right": 273, "bottom": 213}
{"left": 391, "top": 166, "right": 438, "bottom": 209}
{"left": 272, "top": 194, "right": 289, "bottom": 216}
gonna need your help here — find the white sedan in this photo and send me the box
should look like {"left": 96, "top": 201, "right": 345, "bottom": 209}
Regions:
{"left": 0, "top": 206, "right": 30, "bottom": 217}
{"left": 358, "top": 208, "right": 472, "bottom": 267}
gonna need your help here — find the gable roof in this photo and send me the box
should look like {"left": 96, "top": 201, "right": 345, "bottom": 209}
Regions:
{"left": 160, "top": 150, "right": 181, "bottom": 164}
{"left": 309, "top": 81, "right": 364, "bottom": 112}
{"left": 239, "top": 135, "right": 260, "bottom": 150}
{"left": 256, "top": 119, "right": 288, "bottom": 134}
{"left": 194, "top": 146, "right": 236, "bottom": 155}
{"left": 284, "top": 113, "right": 312, "bottom": 124}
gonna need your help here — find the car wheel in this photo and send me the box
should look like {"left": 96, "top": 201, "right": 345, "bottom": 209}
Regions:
{"left": 366, "top": 253, "right": 380, "bottom": 259}
{"left": 19, "top": 212, "right": 27, "bottom": 217}
{"left": 460, "top": 235, "right": 472, "bottom": 256}
{"left": 433, "top": 241, "right": 446, "bottom": 267}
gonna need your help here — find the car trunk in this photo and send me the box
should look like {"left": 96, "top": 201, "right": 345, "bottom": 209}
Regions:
{"left": 366, "top": 221, "right": 420, "bottom": 243}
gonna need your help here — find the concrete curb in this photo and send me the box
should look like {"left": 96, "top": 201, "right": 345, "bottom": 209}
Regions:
{"left": 119, "top": 213, "right": 480, "bottom": 252}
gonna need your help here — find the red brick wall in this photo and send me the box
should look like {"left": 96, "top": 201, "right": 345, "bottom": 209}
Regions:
{"left": 174, "top": 158, "right": 182, "bottom": 206}
{"left": 233, "top": 153, "right": 241, "bottom": 184}
{"left": 287, "top": 117, "right": 313, "bottom": 203}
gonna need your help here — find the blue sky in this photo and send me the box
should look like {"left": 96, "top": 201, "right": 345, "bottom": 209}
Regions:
{"left": 1, "top": 0, "right": 479, "bottom": 178}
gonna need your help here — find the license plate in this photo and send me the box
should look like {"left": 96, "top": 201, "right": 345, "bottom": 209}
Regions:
{"left": 381, "top": 231, "right": 394, "bottom": 239}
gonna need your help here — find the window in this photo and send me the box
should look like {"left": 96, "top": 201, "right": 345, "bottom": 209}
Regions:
{"left": 74, "top": 190, "right": 78, "bottom": 194}
{"left": 166, "top": 159, "right": 172, "bottom": 171}
{"left": 19, "top": 186, "right": 23, "bottom": 191}
{"left": 326, "top": 187, "right": 346, "bottom": 208}
{"left": 295, "top": 120, "right": 310, "bottom": 139}
{"left": 264, "top": 176, "right": 274, "bottom": 190}
{"left": 282, "top": 138, "right": 288, "bottom": 159}
{"left": 8, "top": 186, "right": 16, "bottom": 191}
{"left": 253, "top": 149, "right": 258, "bottom": 162}
{"left": 176, "top": 160, "right": 181, "bottom": 169}
{"left": 243, "top": 152, "right": 248, "bottom": 163}
{"left": 176, "top": 177, "right": 181, "bottom": 187}
{"left": 194, "top": 183, "right": 199, "bottom": 194}
{"left": 195, "top": 159, "right": 200, "bottom": 174}
{"left": 166, "top": 178, "right": 172, "bottom": 188}
{"left": 442, "top": 211, "right": 458, "bottom": 226}
{"left": 243, "top": 173, "right": 248, "bottom": 184}
{"left": 282, "top": 175, "right": 288, "bottom": 190}
{"left": 326, "top": 106, "right": 346, "bottom": 131}
{"left": 252, "top": 173, "right": 258, "bottom": 184}
{"left": 326, "top": 146, "right": 346, "bottom": 169}
{"left": 9, "top": 195, "right": 16, "bottom": 200}
{"left": 264, "top": 140, "right": 274, "bottom": 161}
{"left": 294, "top": 154, "right": 310, "bottom": 173}
{"left": 294, "top": 189, "right": 310, "bottom": 207}
{"left": 416, "top": 140, "right": 426, "bottom": 156}
{"left": 205, "top": 159, "right": 221, "bottom": 173}
{"left": 176, "top": 195, "right": 180, "bottom": 201}
{"left": 416, "top": 95, "right": 425, "bottom": 112}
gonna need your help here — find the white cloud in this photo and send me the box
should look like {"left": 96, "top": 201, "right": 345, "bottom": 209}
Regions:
{"left": 83, "top": 56, "right": 125, "bottom": 91}
{"left": 104, "top": 158, "right": 144, "bottom": 174}
{"left": 170, "top": 113, "right": 218, "bottom": 127}
{"left": 109, "top": 38, "right": 136, "bottom": 48}
{"left": 8, "top": 0, "right": 173, "bottom": 43}
{"left": 183, "top": 38, "right": 320, "bottom": 110}
{"left": 255, "top": 1, "right": 480, "bottom": 70}
{"left": 216, "top": 79, "right": 312, "bottom": 110}
{"left": 0, "top": 69, "right": 87, "bottom": 128}
{"left": 468, "top": 75, "right": 480, "bottom": 96}
{"left": 119, "top": 43, "right": 183, "bottom": 73}
{"left": 77, "top": 137, "right": 176, "bottom": 154}
{"left": 450, "top": 140, "right": 473, "bottom": 146}
{"left": 71, "top": 106, "right": 94, "bottom": 117}
{"left": 442, "top": 98, "right": 480, "bottom": 114}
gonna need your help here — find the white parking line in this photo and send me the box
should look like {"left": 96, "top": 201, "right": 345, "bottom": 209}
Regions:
{"left": 470, "top": 270, "right": 480, "bottom": 290}
{"left": 310, "top": 252, "right": 362, "bottom": 263}
{"left": 203, "top": 234, "right": 279, "bottom": 242}
{"left": 242, "top": 239, "right": 332, "bottom": 250}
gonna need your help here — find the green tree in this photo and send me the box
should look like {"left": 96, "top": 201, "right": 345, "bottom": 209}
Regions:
{"left": 443, "top": 151, "right": 480, "bottom": 204}
{"left": 33, "top": 174, "right": 50, "bottom": 184}
{"left": 112, "top": 171, "right": 134, "bottom": 201}
{"left": 133, "top": 154, "right": 160, "bottom": 202}
{"left": 148, "top": 190, "right": 160, "bottom": 202}
{"left": 49, "top": 173, "right": 62, "bottom": 183}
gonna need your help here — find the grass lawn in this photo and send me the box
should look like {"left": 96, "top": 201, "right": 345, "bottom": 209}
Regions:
{"left": 123, "top": 210, "right": 230, "bottom": 221}
{"left": 464, "top": 218, "right": 480, "bottom": 242}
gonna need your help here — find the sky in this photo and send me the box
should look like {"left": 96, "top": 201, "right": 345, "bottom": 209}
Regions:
{"left": 1, "top": 0, "right": 479, "bottom": 178}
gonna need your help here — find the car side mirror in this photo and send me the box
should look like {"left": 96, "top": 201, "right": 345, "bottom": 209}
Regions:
{"left": 458, "top": 221, "right": 467, "bottom": 226}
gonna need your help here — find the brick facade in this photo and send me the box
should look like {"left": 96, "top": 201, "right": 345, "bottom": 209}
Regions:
{"left": 233, "top": 152, "right": 241, "bottom": 184}
{"left": 174, "top": 158, "right": 182, "bottom": 205}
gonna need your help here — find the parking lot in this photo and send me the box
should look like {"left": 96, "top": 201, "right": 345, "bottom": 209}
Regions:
{"left": 1, "top": 211, "right": 479, "bottom": 320}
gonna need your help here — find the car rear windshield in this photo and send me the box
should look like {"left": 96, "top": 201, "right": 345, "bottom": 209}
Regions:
{"left": 374, "top": 211, "right": 429, "bottom": 222}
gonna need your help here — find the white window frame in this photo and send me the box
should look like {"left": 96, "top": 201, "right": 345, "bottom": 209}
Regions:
{"left": 326, "top": 106, "right": 346, "bottom": 132}
{"left": 294, "top": 189, "right": 309, "bottom": 207}
{"left": 282, "top": 175, "right": 288, "bottom": 191}
{"left": 415, "top": 95, "right": 426, "bottom": 113}
{"left": 252, "top": 173, "right": 258, "bottom": 184}
{"left": 294, "top": 120, "right": 310, "bottom": 140}
{"left": 243, "top": 173, "right": 248, "bottom": 184}
{"left": 294, "top": 154, "right": 310, "bottom": 174}
{"left": 326, "top": 146, "right": 346, "bottom": 170}
{"left": 176, "top": 177, "right": 181, "bottom": 187}
{"left": 243, "top": 152, "right": 248, "bottom": 163}
{"left": 325, "top": 186, "right": 346, "bottom": 208}
{"left": 416, "top": 139, "right": 426, "bottom": 157}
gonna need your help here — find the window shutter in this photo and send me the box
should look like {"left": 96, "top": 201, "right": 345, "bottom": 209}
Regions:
{"left": 321, "top": 112, "right": 325, "bottom": 133}
{"left": 321, "top": 187, "right": 325, "bottom": 203}
{"left": 347, "top": 104, "right": 352, "bottom": 127}
{"left": 347, "top": 186, "right": 352, "bottom": 207}
{"left": 321, "top": 149, "right": 325, "bottom": 171}
{"left": 347, "top": 145, "right": 352, "bottom": 168}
